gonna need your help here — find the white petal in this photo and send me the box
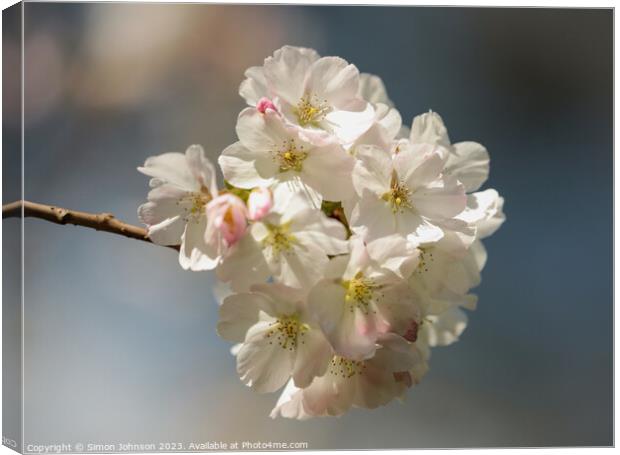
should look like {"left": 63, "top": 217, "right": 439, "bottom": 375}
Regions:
{"left": 138, "top": 184, "right": 189, "bottom": 245}
{"left": 179, "top": 217, "right": 220, "bottom": 271}
{"left": 293, "top": 328, "right": 332, "bottom": 388}
{"left": 394, "top": 142, "right": 447, "bottom": 190}
{"left": 352, "top": 145, "right": 392, "bottom": 197}
{"left": 366, "top": 235, "right": 420, "bottom": 279}
{"left": 145, "top": 215, "right": 185, "bottom": 246}
{"left": 217, "top": 293, "right": 264, "bottom": 342}
{"left": 270, "top": 379, "right": 311, "bottom": 420}
{"left": 138, "top": 152, "right": 196, "bottom": 190}
{"left": 235, "top": 108, "right": 290, "bottom": 152}
{"left": 425, "top": 307, "right": 468, "bottom": 347}
{"left": 325, "top": 103, "right": 375, "bottom": 146}
{"left": 446, "top": 141, "right": 490, "bottom": 192}
{"left": 273, "top": 240, "right": 329, "bottom": 289}
{"left": 301, "top": 144, "right": 355, "bottom": 201}
{"left": 264, "top": 46, "right": 319, "bottom": 105}
{"left": 237, "top": 321, "right": 294, "bottom": 393}
{"left": 216, "top": 234, "right": 270, "bottom": 292}
{"left": 218, "top": 142, "right": 276, "bottom": 189}
{"left": 411, "top": 177, "right": 466, "bottom": 220}
{"left": 349, "top": 192, "right": 396, "bottom": 241}
{"left": 409, "top": 111, "right": 451, "bottom": 148}
{"left": 185, "top": 145, "right": 218, "bottom": 196}
{"left": 290, "top": 209, "right": 348, "bottom": 255}
{"left": 305, "top": 56, "right": 359, "bottom": 107}
{"left": 239, "top": 65, "right": 268, "bottom": 106}
{"left": 358, "top": 73, "right": 392, "bottom": 106}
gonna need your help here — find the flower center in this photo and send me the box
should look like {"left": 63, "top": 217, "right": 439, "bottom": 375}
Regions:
{"left": 382, "top": 171, "right": 412, "bottom": 213}
{"left": 342, "top": 271, "right": 377, "bottom": 314}
{"left": 265, "top": 314, "right": 309, "bottom": 350}
{"left": 263, "top": 222, "right": 297, "bottom": 253}
{"left": 416, "top": 247, "right": 434, "bottom": 274}
{"left": 328, "top": 356, "right": 366, "bottom": 379}
{"left": 294, "top": 94, "right": 330, "bottom": 127}
{"left": 273, "top": 139, "right": 308, "bottom": 173}
{"left": 180, "top": 185, "right": 212, "bottom": 221}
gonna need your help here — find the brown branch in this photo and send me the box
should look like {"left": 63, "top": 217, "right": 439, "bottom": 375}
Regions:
{"left": 2, "top": 200, "right": 179, "bottom": 251}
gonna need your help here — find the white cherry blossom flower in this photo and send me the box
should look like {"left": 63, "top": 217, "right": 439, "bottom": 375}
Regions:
{"left": 307, "top": 236, "right": 421, "bottom": 360}
{"left": 216, "top": 185, "right": 348, "bottom": 291}
{"left": 270, "top": 334, "right": 427, "bottom": 419}
{"left": 217, "top": 283, "right": 333, "bottom": 393}
{"left": 219, "top": 108, "right": 355, "bottom": 202}
{"left": 138, "top": 145, "right": 222, "bottom": 271}
{"left": 347, "top": 141, "right": 467, "bottom": 244}
{"left": 239, "top": 45, "right": 375, "bottom": 146}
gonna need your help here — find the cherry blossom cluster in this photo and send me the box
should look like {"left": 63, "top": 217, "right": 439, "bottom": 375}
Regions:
{"left": 137, "top": 46, "right": 505, "bottom": 419}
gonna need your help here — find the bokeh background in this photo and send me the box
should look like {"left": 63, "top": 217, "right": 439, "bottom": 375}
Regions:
{"left": 2, "top": 3, "right": 613, "bottom": 449}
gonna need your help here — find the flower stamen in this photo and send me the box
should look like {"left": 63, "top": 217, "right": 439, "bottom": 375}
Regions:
{"left": 342, "top": 271, "right": 378, "bottom": 314}
{"left": 263, "top": 222, "right": 297, "bottom": 254}
{"left": 294, "top": 94, "right": 330, "bottom": 127}
{"left": 328, "top": 356, "right": 366, "bottom": 378}
{"left": 265, "top": 313, "right": 309, "bottom": 350}
{"left": 272, "top": 139, "right": 308, "bottom": 173}
{"left": 382, "top": 171, "right": 412, "bottom": 213}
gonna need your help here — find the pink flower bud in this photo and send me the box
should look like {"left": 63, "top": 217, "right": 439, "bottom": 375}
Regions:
{"left": 247, "top": 187, "right": 273, "bottom": 221}
{"left": 206, "top": 194, "right": 248, "bottom": 247}
{"left": 256, "top": 97, "right": 277, "bottom": 114}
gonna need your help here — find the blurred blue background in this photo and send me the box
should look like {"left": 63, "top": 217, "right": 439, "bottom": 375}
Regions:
{"left": 2, "top": 4, "right": 612, "bottom": 449}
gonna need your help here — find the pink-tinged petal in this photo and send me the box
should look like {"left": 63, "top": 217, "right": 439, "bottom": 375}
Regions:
{"left": 256, "top": 97, "right": 278, "bottom": 114}
{"left": 307, "top": 279, "right": 382, "bottom": 360}
{"left": 247, "top": 187, "right": 273, "bottom": 221}
{"left": 206, "top": 194, "right": 249, "bottom": 247}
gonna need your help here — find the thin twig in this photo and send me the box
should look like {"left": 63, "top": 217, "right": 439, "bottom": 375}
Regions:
{"left": 2, "top": 200, "right": 179, "bottom": 251}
